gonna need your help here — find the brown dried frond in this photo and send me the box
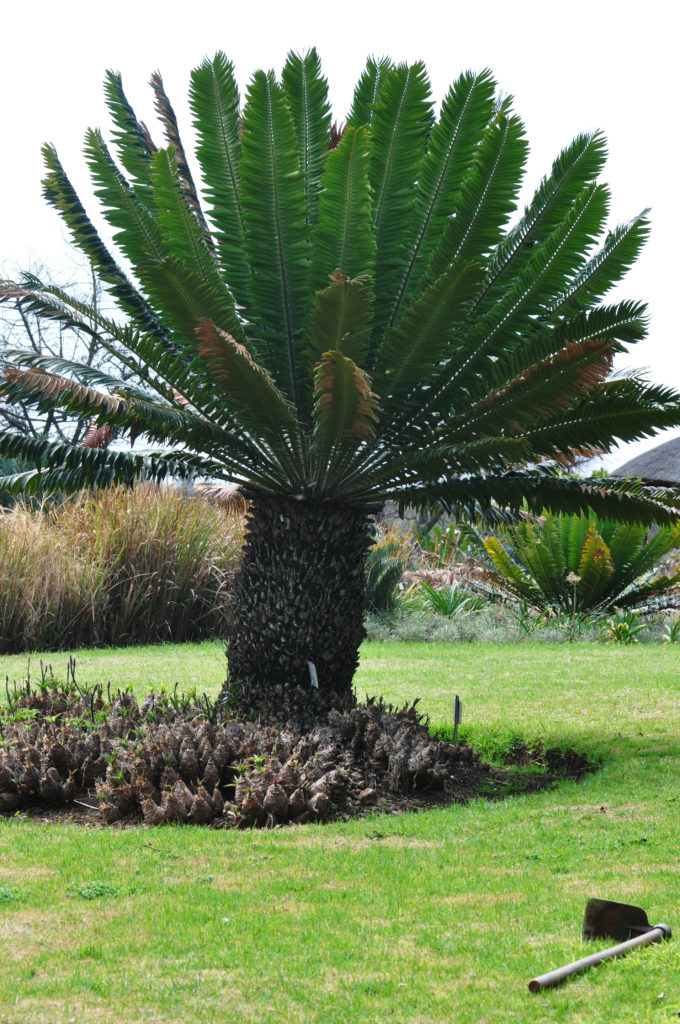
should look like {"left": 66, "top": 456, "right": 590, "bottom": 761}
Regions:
{"left": 193, "top": 482, "right": 249, "bottom": 515}
{"left": 4, "top": 366, "right": 123, "bottom": 416}
{"left": 150, "top": 70, "right": 214, "bottom": 253}
{"left": 138, "top": 120, "right": 158, "bottom": 154}
{"left": 81, "top": 422, "right": 117, "bottom": 450}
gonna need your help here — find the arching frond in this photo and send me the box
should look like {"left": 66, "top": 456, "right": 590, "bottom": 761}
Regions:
{"left": 149, "top": 69, "right": 212, "bottom": 246}
{"left": 41, "top": 145, "right": 165, "bottom": 336}
{"left": 103, "top": 70, "right": 156, "bottom": 203}
{"left": 368, "top": 62, "right": 433, "bottom": 334}
{"left": 346, "top": 57, "right": 393, "bottom": 128}
{"left": 305, "top": 273, "right": 373, "bottom": 365}
{"left": 426, "top": 104, "right": 528, "bottom": 278}
{"left": 387, "top": 68, "right": 498, "bottom": 323}
{"left": 189, "top": 52, "right": 252, "bottom": 303}
{"left": 281, "top": 48, "right": 331, "bottom": 228}
{"left": 137, "top": 256, "right": 247, "bottom": 349}
{"left": 309, "top": 126, "right": 375, "bottom": 291}
{"left": 85, "top": 128, "right": 166, "bottom": 267}
{"left": 239, "top": 69, "right": 309, "bottom": 404}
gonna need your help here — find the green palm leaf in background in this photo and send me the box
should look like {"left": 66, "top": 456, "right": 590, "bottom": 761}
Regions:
{"left": 1, "top": 50, "right": 679, "bottom": 720}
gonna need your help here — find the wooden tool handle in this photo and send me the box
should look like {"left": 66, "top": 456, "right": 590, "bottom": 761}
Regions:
{"left": 529, "top": 924, "right": 671, "bottom": 992}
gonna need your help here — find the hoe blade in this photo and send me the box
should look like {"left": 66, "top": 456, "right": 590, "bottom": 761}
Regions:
{"left": 582, "top": 898, "right": 652, "bottom": 941}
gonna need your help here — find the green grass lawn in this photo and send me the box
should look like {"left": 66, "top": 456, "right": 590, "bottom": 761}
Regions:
{"left": 1, "top": 641, "right": 679, "bottom": 1023}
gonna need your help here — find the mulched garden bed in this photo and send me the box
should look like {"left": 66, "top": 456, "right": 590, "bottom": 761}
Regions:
{"left": 0, "top": 679, "right": 595, "bottom": 830}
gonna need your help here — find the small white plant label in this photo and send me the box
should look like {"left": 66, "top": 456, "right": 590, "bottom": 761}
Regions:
{"left": 307, "top": 661, "right": 319, "bottom": 689}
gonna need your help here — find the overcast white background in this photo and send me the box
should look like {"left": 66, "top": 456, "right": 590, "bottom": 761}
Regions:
{"left": 1, "top": 0, "right": 676, "bottom": 469}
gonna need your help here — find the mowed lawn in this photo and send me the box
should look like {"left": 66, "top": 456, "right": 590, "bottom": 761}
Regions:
{"left": 0, "top": 641, "right": 678, "bottom": 1024}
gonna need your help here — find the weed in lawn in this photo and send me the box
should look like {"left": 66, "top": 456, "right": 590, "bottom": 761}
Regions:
{"left": 0, "top": 883, "right": 22, "bottom": 903}
{"left": 72, "top": 881, "right": 120, "bottom": 901}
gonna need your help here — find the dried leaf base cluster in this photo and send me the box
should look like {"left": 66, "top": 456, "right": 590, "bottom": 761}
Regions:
{"left": 0, "top": 681, "right": 488, "bottom": 828}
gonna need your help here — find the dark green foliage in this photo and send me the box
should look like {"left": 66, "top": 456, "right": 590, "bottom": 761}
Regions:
{"left": 365, "top": 527, "right": 410, "bottom": 613}
{"left": 1, "top": 51, "right": 677, "bottom": 523}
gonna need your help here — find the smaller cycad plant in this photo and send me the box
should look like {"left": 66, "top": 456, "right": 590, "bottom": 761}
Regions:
{"left": 468, "top": 511, "right": 680, "bottom": 615}
{"left": 365, "top": 525, "right": 412, "bottom": 614}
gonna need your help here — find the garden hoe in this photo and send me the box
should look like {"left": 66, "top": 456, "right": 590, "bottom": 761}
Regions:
{"left": 528, "top": 898, "right": 672, "bottom": 992}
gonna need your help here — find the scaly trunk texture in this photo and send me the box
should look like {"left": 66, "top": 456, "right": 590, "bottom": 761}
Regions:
{"left": 221, "top": 494, "right": 372, "bottom": 723}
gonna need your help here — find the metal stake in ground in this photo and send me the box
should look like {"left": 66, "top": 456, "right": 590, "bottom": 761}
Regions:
{"left": 452, "top": 695, "right": 462, "bottom": 748}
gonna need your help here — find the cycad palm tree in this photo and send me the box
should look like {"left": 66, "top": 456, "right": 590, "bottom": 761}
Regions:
{"left": 1, "top": 51, "right": 679, "bottom": 719}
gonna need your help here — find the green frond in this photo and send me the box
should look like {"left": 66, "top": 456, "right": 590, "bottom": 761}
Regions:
{"left": 485, "top": 301, "right": 648, "bottom": 395}
{"left": 149, "top": 70, "right": 212, "bottom": 247}
{"left": 540, "top": 515, "right": 567, "bottom": 580}
{"left": 41, "top": 144, "right": 165, "bottom": 336}
{"left": 189, "top": 52, "right": 252, "bottom": 304}
{"left": 346, "top": 57, "right": 393, "bottom": 128}
{"left": 374, "top": 259, "right": 485, "bottom": 410}
{"left": 387, "top": 68, "right": 498, "bottom": 323}
{"left": 137, "top": 257, "right": 247, "bottom": 350}
{"left": 357, "top": 435, "right": 531, "bottom": 491}
{"left": 368, "top": 62, "right": 433, "bottom": 335}
{"left": 514, "top": 532, "right": 566, "bottom": 604}
{"left": 149, "top": 147, "right": 217, "bottom": 277}
{"left": 103, "top": 70, "right": 156, "bottom": 203}
{"left": 576, "top": 523, "right": 614, "bottom": 604}
{"left": 309, "top": 126, "right": 375, "bottom": 292}
{"left": 239, "top": 69, "right": 309, "bottom": 403}
{"left": 0, "top": 429, "right": 216, "bottom": 495}
{"left": 493, "top": 131, "right": 608, "bottom": 275}
{"left": 604, "top": 520, "right": 648, "bottom": 570}
{"left": 427, "top": 105, "right": 528, "bottom": 279}
{"left": 394, "top": 470, "right": 680, "bottom": 528}
{"left": 550, "top": 212, "right": 651, "bottom": 317}
{"left": 483, "top": 535, "right": 546, "bottom": 605}
{"left": 418, "top": 182, "right": 611, "bottom": 418}
{"left": 304, "top": 273, "right": 374, "bottom": 365}
{"left": 281, "top": 48, "right": 331, "bottom": 228}
{"left": 520, "top": 379, "right": 680, "bottom": 458}
{"left": 561, "top": 513, "right": 593, "bottom": 572}
{"left": 461, "top": 337, "right": 620, "bottom": 438}
{"left": 312, "top": 351, "right": 379, "bottom": 482}
{"left": 613, "top": 520, "right": 680, "bottom": 588}
{"left": 85, "top": 128, "right": 166, "bottom": 267}
{"left": 195, "top": 319, "right": 298, "bottom": 442}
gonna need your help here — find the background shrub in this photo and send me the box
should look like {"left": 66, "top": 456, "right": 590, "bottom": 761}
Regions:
{"left": 0, "top": 484, "right": 243, "bottom": 652}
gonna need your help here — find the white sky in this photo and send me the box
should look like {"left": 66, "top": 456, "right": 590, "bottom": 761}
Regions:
{"left": 1, "top": 0, "right": 677, "bottom": 469}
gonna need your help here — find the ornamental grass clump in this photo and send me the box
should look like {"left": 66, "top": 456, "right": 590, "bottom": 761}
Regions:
{"left": 0, "top": 484, "right": 243, "bottom": 652}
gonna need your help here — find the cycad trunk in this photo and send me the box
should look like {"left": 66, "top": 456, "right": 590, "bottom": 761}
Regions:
{"left": 221, "top": 494, "right": 372, "bottom": 723}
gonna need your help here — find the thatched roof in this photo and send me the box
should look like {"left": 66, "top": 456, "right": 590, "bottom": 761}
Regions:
{"left": 612, "top": 436, "right": 680, "bottom": 487}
